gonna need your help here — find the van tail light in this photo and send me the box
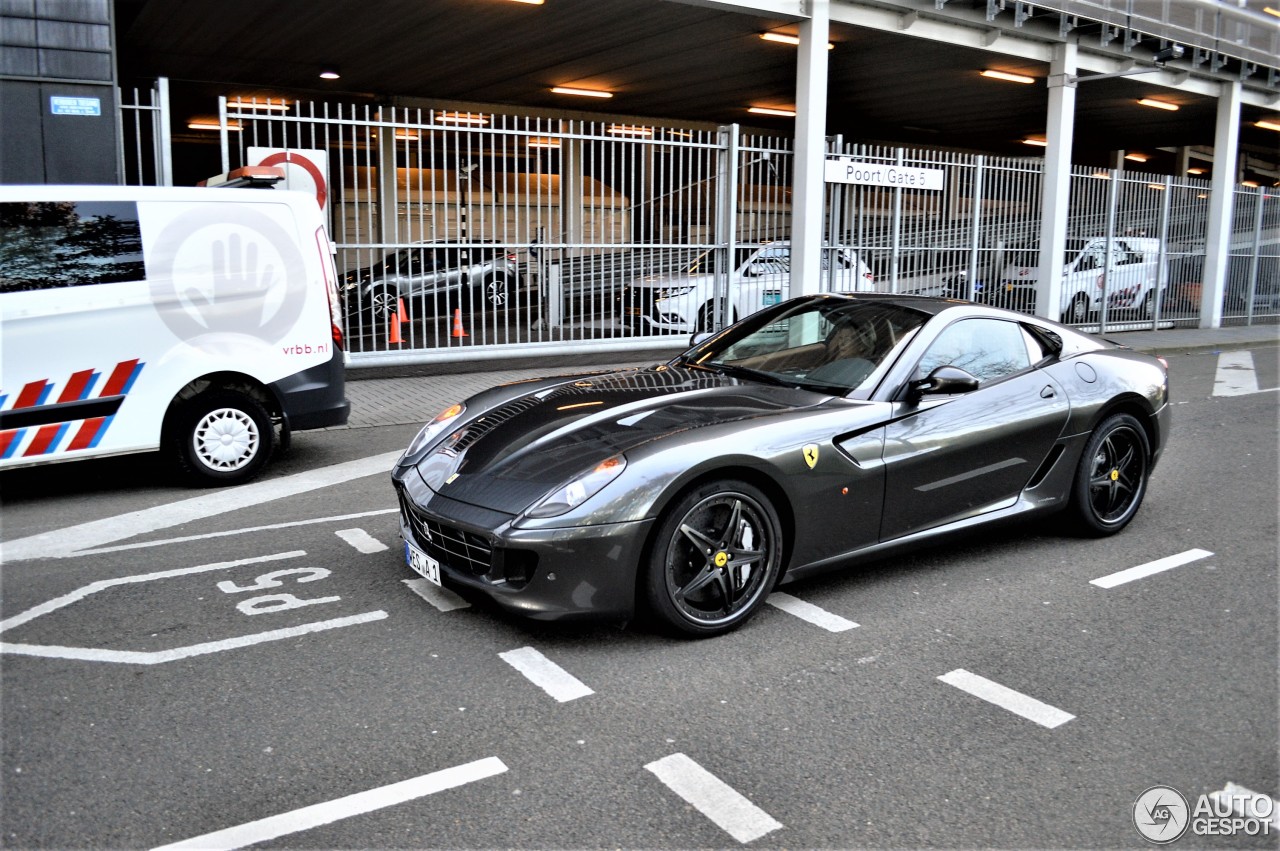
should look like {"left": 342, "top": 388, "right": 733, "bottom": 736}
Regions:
{"left": 506, "top": 251, "right": 518, "bottom": 262}
{"left": 315, "top": 227, "right": 345, "bottom": 350}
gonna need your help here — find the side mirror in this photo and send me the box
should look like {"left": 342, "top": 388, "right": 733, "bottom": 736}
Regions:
{"left": 909, "top": 365, "right": 980, "bottom": 397}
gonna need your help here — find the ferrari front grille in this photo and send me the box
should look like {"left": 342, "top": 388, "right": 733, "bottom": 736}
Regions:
{"left": 402, "top": 500, "right": 494, "bottom": 576}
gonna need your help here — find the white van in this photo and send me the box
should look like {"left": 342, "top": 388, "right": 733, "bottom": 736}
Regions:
{"left": 0, "top": 185, "right": 349, "bottom": 485}
{"left": 992, "top": 237, "right": 1163, "bottom": 323}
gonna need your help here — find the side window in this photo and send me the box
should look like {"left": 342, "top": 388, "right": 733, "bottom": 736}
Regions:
{"left": 915, "top": 318, "right": 1032, "bottom": 384}
{"left": 0, "top": 201, "right": 145, "bottom": 293}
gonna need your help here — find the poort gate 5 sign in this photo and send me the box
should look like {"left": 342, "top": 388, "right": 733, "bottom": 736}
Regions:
{"left": 825, "top": 157, "right": 945, "bottom": 191}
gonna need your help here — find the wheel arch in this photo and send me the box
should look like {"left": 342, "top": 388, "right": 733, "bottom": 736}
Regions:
{"left": 162, "top": 371, "right": 281, "bottom": 440}
{"left": 631, "top": 463, "right": 797, "bottom": 606}
{"left": 1084, "top": 394, "right": 1159, "bottom": 458}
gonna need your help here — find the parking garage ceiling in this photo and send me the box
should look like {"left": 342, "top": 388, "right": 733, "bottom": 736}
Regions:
{"left": 114, "top": 0, "right": 1280, "bottom": 178}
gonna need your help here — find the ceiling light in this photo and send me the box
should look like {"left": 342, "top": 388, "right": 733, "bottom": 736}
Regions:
{"left": 1147, "top": 184, "right": 1166, "bottom": 190}
{"left": 1125, "top": 153, "right": 1149, "bottom": 163}
{"left": 1187, "top": 167, "right": 1207, "bottom": 175}
{"left": 747, "top": 106, "right": 796, "bottom": 117}
{"left": 394, "top": 129, "right": 420, "bottom": 140}
{"left": 507, "top": 0, "right": 544, "bottom": 4}
{"left": 319, "top": 65, "right": 340, "bottom": 80}
{"left": 759, "top": 32, "right": 833, "bottom": 49}
{"left": 528, "top": 137, "right": 561, "bottom": 148}
{"left": 436, "top": 111, "right": 489, "bottom": 125}
{"left": 1264, "top": 6, "right": 1279, "bottom": 17}
{"left": 1021, "top": 138, "right": 1048, "bottom": 147}
{"left": 187, "top": 119, "right": 242, "bottom": 131}
{"left": 227, "top": 97, "right": 291, "bottom": 112}
{"left": 1138, "top": 98, "right": 1178, "bottom": 111}
{"left": 980, "top": 69, "right": 1035, "bottom": 84}
{"left": 1242, "top": 180, "right": 1260, "bottom": 188}
{"left": 551, "top": 86, "right": 612, "bottom": 98}
{"left": 607, "top": 124, "right": 653, "bottom": 137}
{"left": 1257, "top": 119, "right": 1280, "bottom": 132}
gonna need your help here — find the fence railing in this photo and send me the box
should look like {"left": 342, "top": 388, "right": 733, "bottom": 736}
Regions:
{"left": 116, "top": 88, "right": 1278, "bottom": 363}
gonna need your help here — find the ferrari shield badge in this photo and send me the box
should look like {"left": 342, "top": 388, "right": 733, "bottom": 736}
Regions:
{"left": 802, "top": 443, "right": 819, "bottom": 469}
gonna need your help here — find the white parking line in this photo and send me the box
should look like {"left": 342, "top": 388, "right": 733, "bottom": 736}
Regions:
{"left": 402, "top": 578, "right": 470, "bottom": 612}
{"left": 498, "top": 646, "right": 593, "bottom": 702}
{"left": 766, "top": 592, "right": 858, "bottom": 632}
{"left": 150, "top": 756, "right": 508, "bottom": 851}
{"left": 1210, "top": 782, "right": 1280, "bottom": 829}
{"left": 938, "top": 669, "right": 1075, "bottom": 729}
{"left": 1090, "top": 549, "right": 1213, "bottom": 589}
{"left": 0, "top": 450, "right": 404, "bottom": 563}
{"left": 2, "top": 611, "right": 388, "bottom": 665}
{"left": 1214, "top": 351, "right": 1260, "bottom": 396}
{"left": 335, "top": 528, "right": 389, "bottom": 554}
{"left": 644, "top": 753, "right": 783, "bottom": 844}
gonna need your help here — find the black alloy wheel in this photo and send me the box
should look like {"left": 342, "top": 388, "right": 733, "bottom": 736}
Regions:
{"left": 645, "top": 480, "right": 783, "bottom": 636}
{"left": 1068, "top": 412, "right": 1151, "bottom": 536}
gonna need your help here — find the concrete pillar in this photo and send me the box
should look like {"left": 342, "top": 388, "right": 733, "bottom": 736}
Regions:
{"left": 1038, "top": 41, "right": 1078, "bottom": 322}
{"left": 1199, "top": 80, "right": 1242, "bottom": 328}
{"left": 791, "top": 0, "right": 829, "bottom": 296}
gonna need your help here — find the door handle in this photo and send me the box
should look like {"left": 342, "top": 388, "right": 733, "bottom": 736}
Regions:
{"left": 1040, "top": 385, "right": 1056, "bottom": 399}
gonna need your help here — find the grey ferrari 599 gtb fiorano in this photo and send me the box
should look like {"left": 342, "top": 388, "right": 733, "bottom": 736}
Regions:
{"left": 391, "top": 293, "right": 1170, "bottom": 637}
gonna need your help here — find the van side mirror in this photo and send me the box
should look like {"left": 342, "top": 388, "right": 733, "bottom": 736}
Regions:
{"left": 909, "top": 365, "right": 980, "bottom": 397}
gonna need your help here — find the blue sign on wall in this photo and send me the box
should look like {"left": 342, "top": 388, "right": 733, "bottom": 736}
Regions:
{"left": 50, "top": 96, "right": 102, "bottom": 116}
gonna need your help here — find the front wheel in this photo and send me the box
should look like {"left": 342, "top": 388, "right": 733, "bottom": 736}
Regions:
{"left": 1066, "top": 413, "right": 1150, "bottom": 536}
{"left": 167, "top": 390, "right": 275, "bottom": 486}
{"left": 1067, "top": 293, "right": 1091, "bottom": 324}
{"left": 643, "top": 480, "right": 783, "bottom": 637}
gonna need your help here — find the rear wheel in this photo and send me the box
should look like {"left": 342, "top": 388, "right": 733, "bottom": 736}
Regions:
{"left": 643, "top": 480, "right": 783, "bottom": 637}
{"left": 168, "top": 390, "right": 275, "bottom": 486}
{"left": 1066, "top": 413, "right": 1150, "bottom": 536}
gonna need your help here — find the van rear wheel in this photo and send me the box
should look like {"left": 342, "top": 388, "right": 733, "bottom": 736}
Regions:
{"left": 169, "top": 390, "right": 275, "bottom": 486}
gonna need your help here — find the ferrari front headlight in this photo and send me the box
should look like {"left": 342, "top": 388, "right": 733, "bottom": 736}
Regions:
{"left": 525, "top": 455, "right": 627, "bottom": 519}
{"left": 401, "top": 402, "right": 465, "bottom": 462}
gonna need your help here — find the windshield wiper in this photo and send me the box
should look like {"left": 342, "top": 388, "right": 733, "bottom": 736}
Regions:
{"left": 699, "top": 361, "right": 794, "bottom": 388}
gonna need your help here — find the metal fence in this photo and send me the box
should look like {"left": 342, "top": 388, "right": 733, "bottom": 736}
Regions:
{"left": 119, "top": 88, "right": 1278, "bottom": 364}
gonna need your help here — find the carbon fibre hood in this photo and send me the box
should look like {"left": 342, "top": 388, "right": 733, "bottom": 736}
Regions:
{"left": 413, "top": 365, "right": 826, "bottom": 514}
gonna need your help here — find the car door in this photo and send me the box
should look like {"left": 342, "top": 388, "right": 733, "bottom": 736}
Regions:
{"left": 879, "top": 317, "right": 1069, "bottom": 541}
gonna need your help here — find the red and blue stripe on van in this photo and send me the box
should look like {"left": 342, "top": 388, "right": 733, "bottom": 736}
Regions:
{"left": 0, "top": 359, "right": 144, "bottom": 459}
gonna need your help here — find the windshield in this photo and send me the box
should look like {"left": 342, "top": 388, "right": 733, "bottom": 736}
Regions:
{"left": 1005, "top": 239, "right": 1092, "bottom": 268}
{"left": 680, "top": 246, "right": 765, "bottom": 275}
{"left": 677, "top": 297, "right": 927, "bottom": 396}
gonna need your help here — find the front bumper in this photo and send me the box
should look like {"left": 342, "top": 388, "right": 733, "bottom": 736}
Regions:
{"left": 393, "top": 469, "right": 654, "bottom": 621}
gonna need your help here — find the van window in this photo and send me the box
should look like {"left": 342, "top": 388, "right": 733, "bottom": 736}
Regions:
{"left": 0, "top": 201, "right": 145, "bottom": 292}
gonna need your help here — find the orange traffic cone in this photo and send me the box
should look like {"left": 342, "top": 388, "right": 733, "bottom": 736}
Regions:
{"left": 451, "top": 308, "right": 468, "bottom": 338}
{"left": 387, "top": 298, "right": 407, "bottom": 345}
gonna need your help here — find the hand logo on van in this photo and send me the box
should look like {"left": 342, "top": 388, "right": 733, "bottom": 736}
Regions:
{"left": 183, "top": 233, "right": 279, "bottom": 332}
{"left": 150, "top": 206, "right": 306, "bottom": 345}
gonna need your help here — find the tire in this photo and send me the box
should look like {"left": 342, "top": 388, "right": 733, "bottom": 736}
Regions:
{"left": 695, "top": 302, "right": 735, "bottom": 334}
{"left": 168, "top": 390, "right": 275, "bottom": 486}
{"left": 366, "top": 284, "right": 401, "bottom": 321}
{"left": 643, "top": 479, "right": 783, "bottom": 637}
{"left": 1066, "top": 413, "right": 1151, "bottom": 536}
{"left": 1067, "top": 294, "right": 1091, "bottom": 324}
{"left": 1141, "top": 291, "right": 1154, "bottom": 320}
{"left": 478, "top": 274, "right": 510, "bottom": 311}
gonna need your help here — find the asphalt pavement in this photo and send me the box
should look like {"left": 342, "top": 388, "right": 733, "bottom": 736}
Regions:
{"left": 339, "top": 322, "right": 1279, "bottom": 430}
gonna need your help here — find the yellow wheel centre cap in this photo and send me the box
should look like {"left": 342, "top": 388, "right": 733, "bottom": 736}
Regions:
{"left": 1110, "top": 469, "right": 1120, "bottom": 481}
{"left": 714, "top": 551, "right": 729, "bottom": 567}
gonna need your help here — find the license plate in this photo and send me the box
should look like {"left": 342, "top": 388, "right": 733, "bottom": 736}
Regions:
{"left": 405, "top": 540, "right": 440, "bottom": 586}
{"left": 763, "top": 292, "right": 781, "bottom": 305}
